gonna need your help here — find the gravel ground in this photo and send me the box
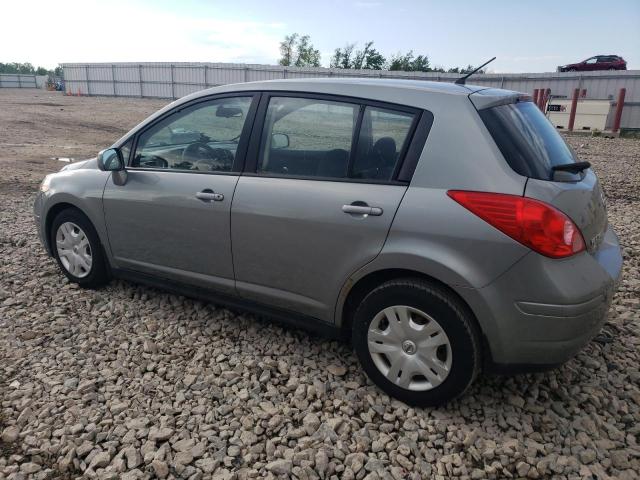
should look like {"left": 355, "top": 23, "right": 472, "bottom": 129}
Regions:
{"left": 0, "top": 89, "right": 639, "bottom": 480}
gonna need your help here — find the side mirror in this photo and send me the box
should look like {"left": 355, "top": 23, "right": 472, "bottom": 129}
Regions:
{"left": 97, "top": 148, "right": 125, "bottom": 171}
{"left": 271, "top": 133, "right": 290, "bottom": 150}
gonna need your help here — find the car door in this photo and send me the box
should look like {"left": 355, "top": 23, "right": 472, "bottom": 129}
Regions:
{"left": 583, "top": 57, "right": 598, "bottom": 71}
{"left": 597, "top": 56, "right": 615, "bottom": 70}
{"left": 103, "top": 94, "right": 258, "bottom": 294}
{"left": 231, "top": 93, "right": 428, "bottom": 322}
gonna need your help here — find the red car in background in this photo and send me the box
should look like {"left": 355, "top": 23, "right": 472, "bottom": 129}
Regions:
{"left": 558, "top": 55, "right": 627, "bottom": 72}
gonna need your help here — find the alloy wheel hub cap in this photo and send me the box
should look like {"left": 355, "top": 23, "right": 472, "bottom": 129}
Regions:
{"left": 367, "top": 305, "right": 452, "bottom": 392}
{"left": 402, "top": 340, "right": 417, "bottom": 355}
{"left": 55, "top": 222, "right": 92, "bottom": 278}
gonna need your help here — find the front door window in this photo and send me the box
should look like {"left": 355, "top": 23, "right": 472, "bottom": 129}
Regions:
{"left": 133, "top": 96, "right": 253, "bottom": 172}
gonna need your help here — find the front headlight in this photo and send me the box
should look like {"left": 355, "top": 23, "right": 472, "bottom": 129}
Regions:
{"left": 39, "top": 175, "right": 53, "bottom": 193}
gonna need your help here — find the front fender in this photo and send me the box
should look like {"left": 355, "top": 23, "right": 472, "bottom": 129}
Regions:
{"left": 40, "top": 169, "right": 111, "bottom": 258}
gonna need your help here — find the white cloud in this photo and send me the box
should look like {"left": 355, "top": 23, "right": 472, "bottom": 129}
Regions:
{"left": 2, "top": 0, "right": 286, "bottom": 68}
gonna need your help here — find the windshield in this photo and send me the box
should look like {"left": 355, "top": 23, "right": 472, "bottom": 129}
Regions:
{"left": 479, "top": 101, "right": 577, "bottom": 180}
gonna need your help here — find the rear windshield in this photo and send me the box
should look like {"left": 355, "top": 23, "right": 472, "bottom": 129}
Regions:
{"left": 479, "top": 101, "right": 577, "bottom": 180}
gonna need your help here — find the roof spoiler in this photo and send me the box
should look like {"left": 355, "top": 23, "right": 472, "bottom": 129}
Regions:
{"left": 469, "top": 89, "right": 530, "bottom": 110}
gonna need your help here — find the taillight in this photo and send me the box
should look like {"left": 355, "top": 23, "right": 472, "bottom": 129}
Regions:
{"left": 447, "top": 191, "right": 585, "bottom": 258}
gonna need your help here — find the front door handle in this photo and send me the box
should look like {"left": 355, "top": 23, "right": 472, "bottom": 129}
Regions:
{"left": 196, "top": 190, "right": 224, "bottom": 202}
{"left": 342, "top": 204, "right": 383, "bottom": 216}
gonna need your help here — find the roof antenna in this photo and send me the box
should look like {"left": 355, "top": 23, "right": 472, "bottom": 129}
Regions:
{"left": 454, "top": 57, "right": 496, "bottom": 85}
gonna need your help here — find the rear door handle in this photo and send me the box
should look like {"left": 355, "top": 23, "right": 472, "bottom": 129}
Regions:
{"left": 342, "top": 204, "right": 383, "bottom": 216}
{"left": 196, "top": 190, "right": 224, "bottom": 202}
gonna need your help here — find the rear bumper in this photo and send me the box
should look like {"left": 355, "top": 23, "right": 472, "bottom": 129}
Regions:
{"left": 457, "top": 224, "right": 622, "bottom": 369}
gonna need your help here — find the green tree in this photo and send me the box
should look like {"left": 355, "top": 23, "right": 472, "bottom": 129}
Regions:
{"left": 278, "top": 33, "right": 321, "bottom": 67}
{"left": 389, "top": 51, "right": 431, "bottom": 72}
{"left": 279, "top": 33, "right": 298, "bottom": 66}
{"left": 330, "top": 43, "right": 356, "bottom": 69}
{"left": 0, "top": 62, "right": 60, "bottom": 75}
{"left": 294, "top": 35, "right": 321, "bottom": 67}
{"left": 331, "top": 41, "right": 386, "bottom": 70}
{"left": 0, "top": 62, "right": 36, "bottom": 74}
{"left": 352, "top": 41, "right": 386, "bottom": 70}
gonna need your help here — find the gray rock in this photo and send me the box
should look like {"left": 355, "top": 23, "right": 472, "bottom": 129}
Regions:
{"left": 89, "top": 451, "right": 111, "bottom": 470}
{"left": 266, "top": 459, "right": 293, "bottom": 475}
{"left": 149, "top": 427, "right": 174, "bottom": 442}
{"left": 152, "top": 460, "right": 169, "bottom": 479}
{"left": 20, "top": 463, "right": 41, "bottom": 474}
{"left": 1, "top": 426, "right": 19, "bottom": 443}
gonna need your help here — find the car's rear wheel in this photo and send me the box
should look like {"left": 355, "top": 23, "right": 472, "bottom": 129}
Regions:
{"left": 51, "top": 208, "right": 109, "bottom": 288}
{"left": 352, "top": 278, "right": 481, "bottom": 406}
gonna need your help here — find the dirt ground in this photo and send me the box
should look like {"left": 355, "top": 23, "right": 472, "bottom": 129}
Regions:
{"left": 0, "top": 88, "right": 639, "bottom": 480}
{"left": 0, "top": 89, "right": 168, "bottom": 177}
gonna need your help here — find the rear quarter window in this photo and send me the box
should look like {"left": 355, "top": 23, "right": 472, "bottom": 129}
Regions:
{"left": 479, "top": 101, "right": 577, "bottom": 180}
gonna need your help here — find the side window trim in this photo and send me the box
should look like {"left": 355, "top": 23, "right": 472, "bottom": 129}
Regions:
{"left": 128, "top": 92, "right": 261, "bottom": 174}
{"left": 396, "top": 110, "right": 434, "bottom": 183}
{"left": 346, "top": 105, "right": 365, "bottom": 178}
{"left": 243, "top": 91, "right": 430, "bottom": 184}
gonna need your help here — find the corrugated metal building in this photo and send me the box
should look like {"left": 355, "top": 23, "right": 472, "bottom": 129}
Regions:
{"left": 62, "top": 62, "right": 640, "bottom": 129}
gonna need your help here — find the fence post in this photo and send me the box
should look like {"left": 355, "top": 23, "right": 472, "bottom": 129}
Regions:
{"left": 568, "top": 88, "right": 580, "bottom": 132}
{"left": 544, "top": 88, "right": 551, "bottom": 111}
{"left": 84, "top": 65, "right": 90, "bottom": 95}
{"left": 138, "top": 64, "right": 143, "bottom": 97}
{"left": 537, "top": 89, "right": 543, "bottom": 110}
{"left": 612, "top": 88, "right": 626, "bottom": 133}
{"left": 537, "top": 88, "right": 543, "bottom": 110}
{"left": 538, "top": 88, "right": 549, "bottom": 111}
{"left": 111, "top": 64, "right": 116, "bottom": 96}
{"left": 171, "top": 65, "right": 176, "bottom": 99}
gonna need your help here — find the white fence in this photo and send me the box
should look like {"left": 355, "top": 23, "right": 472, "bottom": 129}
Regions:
{"left": 62, "top": 62, "right": 640, "bottom": 129}
{"left": 0, "top": 74, "right": 38, "bottom": 88}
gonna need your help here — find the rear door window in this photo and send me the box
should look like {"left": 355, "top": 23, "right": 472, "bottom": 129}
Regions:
{"left": 258, "top": 97, "right": 358, "bottom": 178}
{"left": 479, "top": 100, "right": 577, "bottom": 180}
{"left": 351, "top": 107, "right": 416, "bottom": 180}
{"left": 255, "top": 96, "right": 419, "bottom": 182}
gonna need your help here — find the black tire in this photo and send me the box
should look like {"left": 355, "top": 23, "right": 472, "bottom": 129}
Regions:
{"left": 352, "top": 278, "right": 481, "bottom": 407}
{"left": 50, "top": 208, "right": 110, "bottom": 288}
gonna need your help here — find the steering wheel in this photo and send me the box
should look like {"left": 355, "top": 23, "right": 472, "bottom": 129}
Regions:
{"left": 182, "top": 143, "right": 234, "bottom": 171}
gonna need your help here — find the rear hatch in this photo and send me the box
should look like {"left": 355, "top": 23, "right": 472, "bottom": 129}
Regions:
{"left": 472, "top": 92, "right": 608, "bottom": 254}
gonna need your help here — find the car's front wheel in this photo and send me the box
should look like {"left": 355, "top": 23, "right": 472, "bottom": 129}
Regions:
{"left": 51, "top": 208, "right": 109, "bottom": 288}
{"left": 352, "top": 278, "right": 481, "bottom": 406}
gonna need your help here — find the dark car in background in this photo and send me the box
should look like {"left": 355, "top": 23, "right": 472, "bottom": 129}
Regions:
{"left": 558, "top": 55, "right": 627, "bottom": 72}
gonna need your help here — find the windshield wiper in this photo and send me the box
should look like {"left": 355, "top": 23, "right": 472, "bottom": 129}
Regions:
{"left": 551, "top": 161, "right": 591, "bottom": 174}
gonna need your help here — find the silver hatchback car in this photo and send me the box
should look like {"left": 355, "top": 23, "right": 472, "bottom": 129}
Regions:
{"left": 34, "top": 79, "right": 622, "bottom": 406}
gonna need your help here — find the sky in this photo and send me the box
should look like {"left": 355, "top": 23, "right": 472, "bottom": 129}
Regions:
{"left": 3, "top": 0, "right": 639, "bottom": 73}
